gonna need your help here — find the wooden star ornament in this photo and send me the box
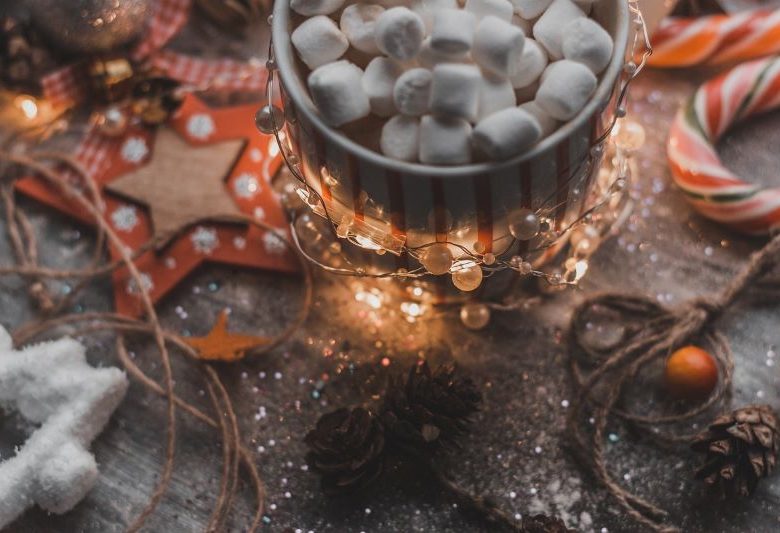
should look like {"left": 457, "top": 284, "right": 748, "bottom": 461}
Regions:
{"left": 105, "top": 127, "right": 247, "bottom": 246}
{"left": 16, "top": 94, "right": 298, "bottom": 317}
{"left": 185, "top": 309, "right": 269, "bottom": 362}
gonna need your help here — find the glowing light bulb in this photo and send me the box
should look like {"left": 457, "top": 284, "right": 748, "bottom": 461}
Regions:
{"left": 15, "top": 95, "right": 38, "bottom": 120}
{"left": 420, "top": 243, "right": 453, "bottom": 275}
{"left": 451, "top": 259, "right": 483, "bottom": 292}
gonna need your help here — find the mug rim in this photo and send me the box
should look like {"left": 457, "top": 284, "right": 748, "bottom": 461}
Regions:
{"left": 271, "top": 0, "right": 630, "bottom": 179}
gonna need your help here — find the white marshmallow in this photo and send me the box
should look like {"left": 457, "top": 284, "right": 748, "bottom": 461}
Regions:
{"left": 374, "top": 7, "right": 426, "bottom": 61}
{"left": 362, "top": 57, "right": 404, "bottom": 117}
{"left": 562, "top": 18, "right": 614, "bottom": 74}
{"left": 381, "top": 115, "right": 420, "bottom": 161}
{"left": 430, "top": 9, "right": 477, "bottom": 55}
{"left": 477, "top": 75, "right": 516, "bottom": 121}
{"left": 533, "top": 0, "right": 585, "bottom": 59}
{"left": 465, "top": 0, "right": 514, "bottom": 22}
{"left": 520, "top": 100, "right": 559, "bottom": 136}
{"left": 411, "top": 0, "right": 459, "bottom": 32}
{"left": 292, "top": 16, "right": 349, "bottom": 70}
{"left": 340, "top": 4, "right": 385, "bottom": 55}
{"left": 308, "top": 60, "right": 371, "bottom": 127}
{"left": 417, "top": 37, "right": 470, "bottom": 68}
{"left": 472, "top": 16, "right": 525, "bottom": 78}
{"left": 394, "top": 68, "right": 433, "bottom": 116}
{"left": 419, "top": 115, "right": 472, "bottom": 164}
{"left": 511, "top": 0, "right": 552, "bottom": 18}
{"left": 509, "top": 38, "right": 547, "bottom": 88}
{"left": 429, "top": 63, "right": 482, "bottom": 122}
{"left": 291, "top": 0, "right": 345, "bottom": 16}
{"left": 536, "top": 59, "right": 596, "bottom": 120}
{"left": 473, "top": 107, "right": 541, "bottom": 159}
{"left": 512, "top": 14, "right": 533, "bottom": 36}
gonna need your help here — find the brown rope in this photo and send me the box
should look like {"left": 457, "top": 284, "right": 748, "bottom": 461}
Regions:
{"left": 0, "top": 144, "right": 306, "bottom": 531}
{"left": 567, "top": 234, "right": 780, "bottom": 532}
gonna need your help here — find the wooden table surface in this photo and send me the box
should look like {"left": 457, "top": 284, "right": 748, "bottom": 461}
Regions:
{"left": 1, "top": 4, "right": 780, "bottom": 533}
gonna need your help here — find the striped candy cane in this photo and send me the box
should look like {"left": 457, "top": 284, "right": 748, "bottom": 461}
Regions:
{"left": 667, "top": 55, "right": 780, "bottom": 234}
{"left": 650, "top": 9, "right": 780, "bottom": 68}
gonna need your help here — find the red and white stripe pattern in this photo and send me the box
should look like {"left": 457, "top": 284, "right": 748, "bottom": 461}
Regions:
{"left": 150, "top": 51, "right": 269, "bottom": 91}
{"left": 42, "top": 65, "right": 87, "bottom": 110}
{"left": 131, "top": 0, "right": 191, "bottom": 62}
{"left": 650, "top": 9, "right": 780, "bottom": 68}
{"left": 61, "top": 124, "right": 119, "bottom": 189}
{"left": 667, "top": 55, "right": 780, "bottom": 234}
{"left": 281, "top": 71, "right": 619, "bottom": 293}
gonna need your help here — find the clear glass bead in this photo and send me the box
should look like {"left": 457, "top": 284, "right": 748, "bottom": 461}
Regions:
{"left": 460, "top": 302, "right": 491, "bottom": 330}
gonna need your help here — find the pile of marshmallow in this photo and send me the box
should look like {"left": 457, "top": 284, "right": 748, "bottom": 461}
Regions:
{"left": 290, "top": 0, "right": 614, "bottom": 165}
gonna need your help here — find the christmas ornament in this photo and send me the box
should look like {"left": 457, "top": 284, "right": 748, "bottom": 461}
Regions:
{"left": 304, "top": 407, "right": 386, "bottom": 496}
{"left": 381, "top": 362, "right": 481, "bottom": 454}
{"left": 0, "top": 326, "right": 128, "bottom": 529}
{"left": 40, "top": 0, "right": 268, "bottom": 110}
{"left": 105, "top": 127, "right": 248, "bottom": 242}
{"left": 185, "top": 309, "right": 269, "bottom": 361}
{"left": 0, "top": 17, "right": 56, "bottom": 93}
{"left": 16, "top": 94, "right": 297, "bottom": 317}
{"left": 692, "top": 405, "right": 779, "bottom": 498}
{"left": 195, "top": 0, "right": 267, "bottom": 30}
{"left": 29, "top": 0, "right": 152, "bottom": 54}
{"left": 664, "top": 345, "right": 719, "bottom": 400}
{"left": 650, "top": 9, "right": 780, "bottom": 68}
{"left": 668, "top": 55, "right": 780, "bottom": 234}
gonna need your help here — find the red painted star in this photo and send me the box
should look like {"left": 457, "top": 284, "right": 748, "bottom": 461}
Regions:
{"left": 17, "top": 94, "right": 298, "bottom": 316}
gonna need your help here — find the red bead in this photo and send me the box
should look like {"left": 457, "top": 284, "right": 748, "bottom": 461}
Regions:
{"left": 664, "top": 346, "right": 719, "bottom": 401}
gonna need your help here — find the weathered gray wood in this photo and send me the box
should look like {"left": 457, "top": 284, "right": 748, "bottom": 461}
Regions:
{"left": 0, "top": 5, "right": 779, "bottom": 530}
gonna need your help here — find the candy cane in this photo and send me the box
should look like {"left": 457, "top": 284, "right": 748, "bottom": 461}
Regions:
{"left": 667, "top": 55, "right": 780, "bottom": 234}
{"left": 650, "top": 9, "right": 780, "bottom": 68}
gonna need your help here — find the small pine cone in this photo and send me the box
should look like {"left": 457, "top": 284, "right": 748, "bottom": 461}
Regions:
{"left": 305, "top": 407, "right": 385, "bottom": 496}
{"left": 521, "top": 514, "right": 575, "bottom": 533}
{"left": 381, "top": 362, "right": 481, "bottom": 454}
{"left": 692, "top": 404, "right": 779, "bottom": 498}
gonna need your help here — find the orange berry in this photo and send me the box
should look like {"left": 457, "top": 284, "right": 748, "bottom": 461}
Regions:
{"left": 664, "top": 345, "right": 719, "bottom": 401}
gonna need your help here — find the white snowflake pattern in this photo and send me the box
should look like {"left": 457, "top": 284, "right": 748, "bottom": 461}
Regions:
{"left": 233, "top": 172, "right": 261, "bottom": 199}
{"left": 191, "top": 226, "right": 219, "bottom": 254}
{"left": 187, "top": 113, "right": 215, "bottom": 140}
{"left": 233, "top": 236, "right": 247, "bottom": 250}
{"left": 253, "top": 207, "right": 266, "bottom": 220}
{"left": 126, "top": 272, "right": 154, "bottom": 295}
{"left": 121, "top": 137, "right": 149, "bottom": 163}
{"left": 110, "top": 205, "right": 139, "bottom": 232}
{"left": 262, "top": 231, "right": 286, "bottom": 255}
{"left": 249, "top": 148, "right": 263, "bottom": 162}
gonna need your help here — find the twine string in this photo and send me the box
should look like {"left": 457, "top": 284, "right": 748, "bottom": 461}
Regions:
{"left": 0, "top": 143, "right": 311, "bottom": 531}
{"left": 567, "top": 234, "right": 780, "bottom": 532}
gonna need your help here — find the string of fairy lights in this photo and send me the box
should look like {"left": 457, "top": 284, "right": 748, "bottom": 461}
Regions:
{"left": 256, "top": 0, "right": 650, "bottom": 309}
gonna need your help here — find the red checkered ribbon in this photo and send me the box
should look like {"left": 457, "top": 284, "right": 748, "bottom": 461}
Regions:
{"left": 150, "top": 50, "right": 269, "bottom": 91}
{"left": 42, "top": 0, "right": 267, "bottom": 108}
{"left": 131, "top": 0, "right": 190, "bottom": 62}
{"left": 41, "top": 0, "right": 270, "bottom": 182}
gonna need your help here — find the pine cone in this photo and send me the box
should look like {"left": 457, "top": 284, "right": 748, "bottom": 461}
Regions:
{"left": 692, "top": 404, "right": 779, "bottom": 498}
{"left": 305, "top": 407, "right": 385, "bottom": 496}
{"left": 382, "top": 362, "right": 481, "bottom": 453}
{"left": 521, "top": 514, "right": 575, "bottom": 533}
